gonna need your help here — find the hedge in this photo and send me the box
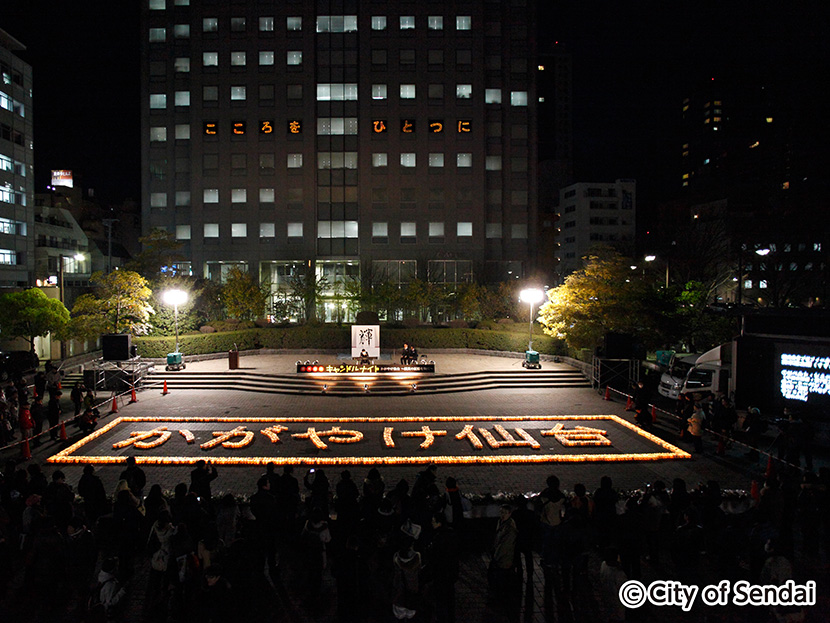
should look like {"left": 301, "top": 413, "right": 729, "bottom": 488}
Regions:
{"left": 133, "top": 326, "right": 567, "bottom": 358}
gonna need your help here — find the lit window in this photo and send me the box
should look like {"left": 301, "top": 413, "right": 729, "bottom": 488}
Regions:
{"left": 259, "top": 188, "right": 275, "bottom": 203}
{"left": 286, "top": 17, "right": 301, "bottom": 31}
{"left": 456, "top": 16, "right": 472, "bottom": 30}
{"left": 287, "top": 154, "right": 303, "bottom": 168}
{"left": 401, "top": 222, "right": 417, "bottom": 238}
{"left": 231, "top": 189, "right": 247, "bottom": 203}
{"left": 231, "top": 18, "right": 246, "bottom": 32}
{"left": 511, "top": 91, "right": 528, "bottom": 106}
{"left": 150, "top": 193, "right": 167, "bottom": 207}
{"left": 231, "top": 51, "right": 246, "bottom": 66}
{"left": 372, "top": 84, "right": 387, "bottom": 100}
{"left": 512, "top": 224, "right": 528, "bottom": 239}
{"left": 485, "top": 156, "right": 502, "bottom": 170}
{"left": 149, "top": 0, "right": 165, "bottom": 10}
{"left": 486, "top": 223, "right": 502, "bottom": 238}
{"left": 429, "top": 153, "right": 444, "bottom": 167}
{"left": 401, "top": 153, "right": 416, "bottom": 168}
{"left": 400, "top": 16, "right": 415, "bottom": 30}
{"left": 743, "top": 279, "right": 752, "bottom": 289}
{"left": 174, "top": 24, "right": 190, "bottom": 38}
{"left": 814, "top": 243, "right": 822, "bottom": 252}
{"left": 400, "top": 84, "right": 416, "bottom": 99}
{"left": 428, "top": 16, "right": 443, "bottom": 30}
{"left": 150, "top": 94, "right": 167, "bottom": 109}
{"left": 316, "top": 16, "right": 358, "bottom": 32}
{"left": 203, "top": 18, "right": 218, "bottom": 33}
{"left": 175, "top": 191, "right": 190, "bottom": 206}
{"left": 372, "top": 16, "right": 387, "bottom": 30}
{"left": 372, "top": 222, "right": 388, "bottom": 237}
{"left": 149, "top": 28, "right": 166, "bottom": 42}
{"left": 457, "top": 222, "right": 473, "bottom": 237}
{"left": 0, "top": 249, "right": 17, "bottom": 265}
{"left": 231, "top": 86, "right": 246, "bottom": 101}
{"left": 174, "top": 124, "right": 189, "bottom": 140}
{"left": 372, "top": 153, "right": 388, "bottom": 167}
{"left": 260, "top": 223, "right": 275, "bottom": 238}
{"left": 204, "top": 223, "right": 219, "bottom": 238}
{"left": 259, "top": 51, "right": 274, "bottom": 66}
{"left": 287, "top": 223, "right": 303, "bottom": 238}
{"left": 317, "top": 152, "right": 358, "bottom": 169}
{"left": 203, "top": 189, "right": 219, "bottom": 203}
{"left": 316, "top": 117, "right": 358, "bottom": 135}
{"left": 759, "top": 280, "right": 768, "bottom": 289}
{"left": 203, "top": 52, "right": 218, "bottom": 66}
{"left": 260, "top": 17, "right": 275, "bottom": 32}
{"left": 174, "top": 57, "right": 190, "bottom": 72}
{"left": 485, "top": 89, "right": 502, "bottom": 104}
{"left": 429, "top": 222, "right": 445, "bottom": 237}
{"left": 287, "top": 51, "right": 302, "bottom": 65}
{"left": 457, "top": 153, "right": 472, "bottom": 167}
{"left": 175, "top": 225, "right": 191, "bottom": 240}
{"left": 150, "top": 127, "right": 167, "bottom": 142}
{"left": 766, "top": 117, "right": 773, "bottom": 123}
{"left": 456, "top": 84, "right": 472, "bottom": 99}
{"left": 316, "top": 83, "right": 359, "bottom": 101}
{"left": 231, "top": 223, "right": 247, "bottom": 238}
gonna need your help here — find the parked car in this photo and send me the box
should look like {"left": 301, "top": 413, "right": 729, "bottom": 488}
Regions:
{"left": 0, "top": 350, "right": 40, "bottom": 380}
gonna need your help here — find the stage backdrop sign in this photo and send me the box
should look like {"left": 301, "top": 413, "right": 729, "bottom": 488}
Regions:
{"left": 352, "top": 325, "right": 380, "bottom": 358}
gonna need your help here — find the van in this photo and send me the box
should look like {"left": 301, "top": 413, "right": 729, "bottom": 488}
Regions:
{"left": 657, "top": 353, "right": 699, "bottom": 400}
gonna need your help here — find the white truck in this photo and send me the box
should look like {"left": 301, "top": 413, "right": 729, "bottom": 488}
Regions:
{"left": 657, "top": 353, "right": 700, "bottom": 400}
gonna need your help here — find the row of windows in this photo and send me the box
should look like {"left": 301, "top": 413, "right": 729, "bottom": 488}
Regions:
{"left": 0, "top": 122, "right": 25, "bottom": 146}
{"left": 0, "top": 248, "right": 17, "bottom": 265}
{"left": 0, "top": 92, "right": 25, "bottom": 117}
{"left": 0, "top": 184, "right": 26, "bottom": 206}
{"left": 179, "top": 49, "right": 477, "bottom": 70}
{"left": 149, "top": 87, "right": 528, "bottom": 107}
{"left": 0, "top": 217, "right": 27, "bottom": 236}
{"left": 0, "top": 61, "right": 24, "bottom": 88}
{"left": 174, "top": 221, "right": 526, "bottom": 241}
{"left": 0, "top": 154, "right": 26, "bottom": 176}
{"left": 147, "top": 11, "right": 472, "bottom": 34}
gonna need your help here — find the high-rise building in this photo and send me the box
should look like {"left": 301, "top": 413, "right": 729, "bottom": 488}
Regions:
{"left": 0, "top": 28, "right": 34, "bottom": 289}
{"left": 140, "top": 0, "right": 540, "bottom": 320}
{"left": 556, "top": 179, "right": 636, "bottom": 280}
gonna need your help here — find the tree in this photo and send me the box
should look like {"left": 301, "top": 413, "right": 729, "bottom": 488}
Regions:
{"left": 537, "top": 248, "right": 670, "bottom": 351}
{"left": 288, "top": 267, "right": 327, "bottom": 323}
{"left": 70, "top": 270, "right": 154, "bottom": 338}
{"left": 223, "top": 266, "right": 269, "bottom": 321}
{"left": 0, "top": 288, "right": 70, "bottom": 352}
{"left": 126, "top": 228, "right": 184, "bottom": 278}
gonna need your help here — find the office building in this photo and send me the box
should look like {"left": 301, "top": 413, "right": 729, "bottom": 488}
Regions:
{"left": 0, "top": 28, "right": 34, "bottom": 289}
{"left": 140, "top": 0, "right": 539, "bottom": 320}
{"left": 556, "top": 179, "right": 636, "bottom": 280}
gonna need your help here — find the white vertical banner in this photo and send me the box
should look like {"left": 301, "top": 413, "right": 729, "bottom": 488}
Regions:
{"left": 352, "top": 325, "right": 380, "bottom": 358}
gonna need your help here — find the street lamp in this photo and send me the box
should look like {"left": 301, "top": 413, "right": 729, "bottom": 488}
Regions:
{"left": 519, "top": 288, "right": 545, "bottom": 352}
{"left": 162, "top": 289, "right": 188, "bottom": 354}
{"left": 644, "top": 254, "right": 669, "bottom": 289}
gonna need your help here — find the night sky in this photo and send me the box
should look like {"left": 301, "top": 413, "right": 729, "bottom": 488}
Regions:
{"left": 4, "top": 1, "right": 828, "bottom": 214}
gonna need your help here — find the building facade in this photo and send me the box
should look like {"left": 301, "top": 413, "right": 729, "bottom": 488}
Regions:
{"left": 556, "top": 179, "right": 636, "bottom": 280}
{"left": 0, "top": 28, "right": 34, "bottom": 290}
{"left": 140, "top": 0, "right": 539, "bottom": 320}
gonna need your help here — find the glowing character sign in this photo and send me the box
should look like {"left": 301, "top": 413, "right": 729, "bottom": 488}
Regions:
{"left": 352, "top": 324, "right": 380, "bottom": 359}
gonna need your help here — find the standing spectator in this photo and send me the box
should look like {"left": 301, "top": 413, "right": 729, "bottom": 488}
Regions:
{"left": 96, "top": 557, "right": 128, "bottom": 618}
{"left": 44, "top": 469, "right": 74, "bottom": 531}
{"left": 33, "top": 370, "right": 47, "bottom": 401}
{"left": 196, "top": 565, "right": 234, "bottom": 623}
{"left": 190, "top": 460, "right": 219, "bottom": 509}
{"left": 569, "top": 483, "right": 594, "bottom": 521}
{"left": 66, "top": 515, "right": 98, "bottom": 611}
{"left": 78, "top": 464, "right": 108, "bottom": 524}
{"left": 593, "top": 476, "right": 619, "bottom": 548}
{"left": 46, "top": 392, "right": 62, "bottom": 441}
{"left": 215, "top": 493, "right": 240, "bottom": 546}
{"left": 489, "top": 505, "right": 519, "bottom": 605}
{"left": 537, "top": 475, "right": 565, "bottom": 568}
{"left": 70, "top": 382, "right": 85, "bottom": 416}
{"left": 303, "top": 467, "right": 330, "bottom": 517}
{"left": 642, "top": 481, "right": 670, "bottom": 562}
{"left": 45, "top": 363, "right": 62, "bottom": 398}
{"left": 633, "top": 381, "right": 651, "bottom": 427}
{"left": 671, "top": 508, "right": 704, "bottom": 586}
{"left": 249, "top": 475, "right": 279, "bottom": 575}
{"left": 120, "top": 456, "right": 147, "bottom": 501}
{"left": 82, "top": 388, "right": 96, "bottom": 412}
{"left": 392, "top": 537, "right": 422, "bottom": 621}
{"left": 335, "top": 470, "right": 360, "bottom": 530}
{"left": 686, "top": 405, "right": 705, "bottom": 453}
{"left": 18, "top": 400, "right": 33, "bottom": 453}
{"left": 426, "top": 513, "right": 459, "bottom": 623}
{"left": 599, "top": 547, "right": 627, "bottom": 623}
{"left": 29, "top": 394, "right": 44, "bottom": 447}
{"left": 441, "top": 476, "right": 470, "bottom": 531}
{"left": 146, "top": 510, "right": 176, "bottom": 618}
{"left": 362, "top": 467, "right": 386, "bottom": 516}
{"left": 25, "top": 516, "right": 67, "bottom": 617}
{"left": 301, "top": 508, "right": 331, "bottom": 599}
{"left": 279, "top": 465, "right": 300, "bottom": 534}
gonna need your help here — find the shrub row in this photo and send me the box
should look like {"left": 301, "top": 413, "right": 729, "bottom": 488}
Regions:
{"left": 134, "top": 326, "right": 566, "bottom": 358}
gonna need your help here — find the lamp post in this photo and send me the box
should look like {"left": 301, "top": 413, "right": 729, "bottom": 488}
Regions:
{"left": 519, "top": 288, "right": 545, "bottom": 352}
{"left": 162, "top": 289, "right": 188, "bottom": 353}
{"left": 644, "top": 255, "right": 669, "bottom": 289}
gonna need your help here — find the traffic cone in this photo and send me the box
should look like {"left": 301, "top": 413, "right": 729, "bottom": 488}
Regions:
{"left": 625, "top": 395, "right": 633, "bottom": 410}
{"left": 110, "top": 396, "right": 119, "bottom": 414}
{"left": 765, "top": 455, "right": 774, "bottom": 479}
{"left": 162, "top": 380, "right": 169, "bottom": 395}
{"left": 129, "top": 388, "right": 138, "bottom": 403}
{"left": 651, "top": 405, "right": 658, "bottom": 423}
{"left": 22, "top": 438, "right": 32, "bottom": 460}
{"left": 57, "top": 381, "right": 62, "bottom": 390}
{"left": 59, "top": 422, "right": 68, "bottom": 441}
{"left": 603, "top": 386, "right": 611, "bottom": 400}
{"left": 750, "top": 479, "right": 760, "bottom": 502}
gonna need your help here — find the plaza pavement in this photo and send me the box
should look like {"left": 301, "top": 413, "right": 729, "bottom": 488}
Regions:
{"left": 32, "top": 352, "right": 768, "bottom": 498}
